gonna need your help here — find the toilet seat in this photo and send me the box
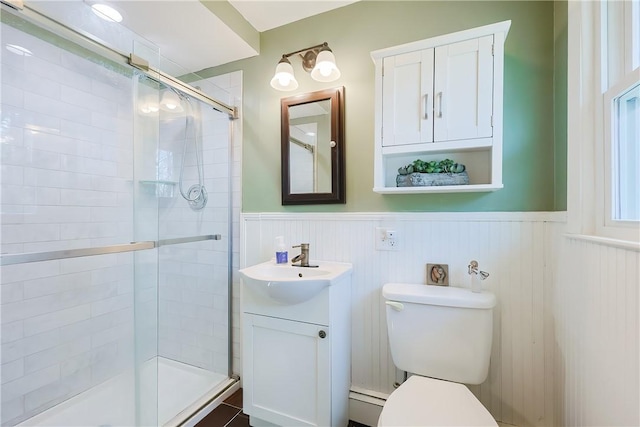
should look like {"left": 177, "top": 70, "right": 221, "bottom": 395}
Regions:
{"left": 377, "top": 376, "right": 497, "bottom": 426}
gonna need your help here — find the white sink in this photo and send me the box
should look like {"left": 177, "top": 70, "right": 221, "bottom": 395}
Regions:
{"left": 239, "top": 260, "right": 352, "bottom": 304}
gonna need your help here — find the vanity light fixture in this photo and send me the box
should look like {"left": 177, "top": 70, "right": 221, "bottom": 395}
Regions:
{"left": 270, "top": 42, "right": 341, "bottom": 91}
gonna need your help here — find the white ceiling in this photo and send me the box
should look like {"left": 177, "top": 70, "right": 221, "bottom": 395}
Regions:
{"left": 26, "top": 0, "right": 358, "bottom": 74}
{"left": 228, "top": 0, "right": 359, "bottom": 32}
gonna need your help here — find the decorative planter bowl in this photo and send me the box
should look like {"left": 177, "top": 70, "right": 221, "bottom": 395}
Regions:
{"left": 396, "top": 171, "right": 469, "bottom": 187}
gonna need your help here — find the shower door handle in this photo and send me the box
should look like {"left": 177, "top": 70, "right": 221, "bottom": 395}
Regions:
{"left": 0, "top": 235, "right": 222, "bottom": 266}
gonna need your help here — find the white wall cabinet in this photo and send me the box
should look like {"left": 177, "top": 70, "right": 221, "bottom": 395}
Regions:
{"left": 372, "top": 21, "right": 511, "bottom": 194}
{"left": 241, "top": 263, "right": 352, "bottom": 427}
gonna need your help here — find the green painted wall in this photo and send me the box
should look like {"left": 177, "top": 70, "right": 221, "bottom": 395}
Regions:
{"left": 203, "top": 1, "right": 564, "bottom": 212}
{"left": 554, "top": 1, "right": 568, "bottom": 211}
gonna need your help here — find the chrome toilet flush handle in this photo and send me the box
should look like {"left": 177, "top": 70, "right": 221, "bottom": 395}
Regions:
{"left": 385, "top": 301, "right": 404, "bottom": 311}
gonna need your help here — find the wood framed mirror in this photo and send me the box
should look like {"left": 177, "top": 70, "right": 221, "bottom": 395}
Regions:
{"left": 281, "top": 87, "right": 345, "bottom": 205}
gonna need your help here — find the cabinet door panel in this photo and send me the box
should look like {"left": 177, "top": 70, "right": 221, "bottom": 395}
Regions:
{"left": 434, "top": 35, "right": 493, "bottom": 142}
{"left": 244, "top": 314, "right": 331, "bottom": 427}
{"left": 382, "top": 49, "right": 434, "bottom": 146}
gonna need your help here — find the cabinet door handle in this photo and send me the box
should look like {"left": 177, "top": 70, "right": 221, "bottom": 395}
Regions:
{"left": 423, "top": 94, "right": 429, "bottom": 120}
{"left": 318, "top": 330, "right": 327, "bottom": 339}
{"left": 437, "top": 92, "right": 443, "bottom": 118}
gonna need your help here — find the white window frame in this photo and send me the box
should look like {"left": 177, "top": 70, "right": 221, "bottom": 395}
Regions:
{"left": 568, "top": 0, "right": 640, "bottom": 246}
{"left": 601, "top": 75, "right": 639, "bottom": 235}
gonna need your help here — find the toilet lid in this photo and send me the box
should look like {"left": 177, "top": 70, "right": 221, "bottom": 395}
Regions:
{"left": 378, "top": 376, "right": 497, "bottom": 427}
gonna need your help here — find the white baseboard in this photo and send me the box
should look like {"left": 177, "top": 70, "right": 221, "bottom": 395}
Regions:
{"left": 349, "top": 388, "right": 387, "bottom": 427}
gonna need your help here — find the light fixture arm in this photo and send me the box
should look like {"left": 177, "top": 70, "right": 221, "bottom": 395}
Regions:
{"left": 270, "top": 42, "right": 339, "bottom": 91}
{"left": 280, "top": 42, "right": 328, "bottom": 60}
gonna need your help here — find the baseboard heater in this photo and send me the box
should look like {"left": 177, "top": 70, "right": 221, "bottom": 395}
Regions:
{"left": 349, "top": 386, "right": 389, "bottom": 427}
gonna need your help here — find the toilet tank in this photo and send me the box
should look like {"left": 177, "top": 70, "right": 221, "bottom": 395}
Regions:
{"left": 383, "top": 283, "right": 496, "bottom": 385}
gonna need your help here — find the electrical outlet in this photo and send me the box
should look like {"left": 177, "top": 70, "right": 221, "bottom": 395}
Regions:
{"left": 375, "top": 227, "right": 400, "bottom": 251}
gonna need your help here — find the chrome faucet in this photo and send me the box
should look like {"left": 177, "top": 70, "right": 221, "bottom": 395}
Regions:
{"left": 291, "top": 243, "right": 310, "bottom": 267}
{"left": 468, "top": 260, "right": 490, "bottom": 280}
{"left": 291, "top": 243, "right": 318, "bottom": 268}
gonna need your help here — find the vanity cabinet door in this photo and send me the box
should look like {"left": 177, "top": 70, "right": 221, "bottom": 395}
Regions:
{"left": 243, "top": 314, "right": 331, "bottom": 427}
{"left": 382, "top": 49, "right": 434, "bottom": 147}
{"left": 433, "top": 35, "right": 494, "bottom": 142}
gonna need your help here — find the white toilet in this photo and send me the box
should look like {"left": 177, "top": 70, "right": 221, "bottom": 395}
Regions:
{"left": 379, "top": 283, "right": 498, "bottom": 426}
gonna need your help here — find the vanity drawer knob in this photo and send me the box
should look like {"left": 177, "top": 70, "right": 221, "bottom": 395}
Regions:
{"left": 319, "top": 330, "right": 327, "bottom": 339}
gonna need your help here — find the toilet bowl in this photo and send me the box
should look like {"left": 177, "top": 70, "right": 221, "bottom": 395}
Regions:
{"left": 380, "top": 283, "right": 498, "bottom": 426}
{"left": 377, "top": 376, "right": 497, "bottom": 426}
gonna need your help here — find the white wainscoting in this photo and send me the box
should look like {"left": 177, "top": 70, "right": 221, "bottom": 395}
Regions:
{"left": 550, "top": 224, "right": 640, "bottom": 427}
{"left": 240, "top": 212, "right": 566, "bottom": 426}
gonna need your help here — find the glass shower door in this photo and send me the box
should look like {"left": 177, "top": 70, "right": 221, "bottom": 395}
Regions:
{"left": 153, "top": 77, "right": 232, "bottom": 425}
{"left": 0, "top": 5, "right": 163, "bottom": 426}
{"left": 1, "top": 3, "right": 235, "bottom": 426}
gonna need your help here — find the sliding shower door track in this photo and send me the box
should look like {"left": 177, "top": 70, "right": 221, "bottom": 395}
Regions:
{"left": 0, "top": 235, "right": 221, "bottom": 266}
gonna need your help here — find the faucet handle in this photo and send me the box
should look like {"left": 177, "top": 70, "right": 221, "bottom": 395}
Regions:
{"left": 292, "top": 243, "right": 309, "bottom": 249}
{"left": 468, "top": 260, "right": 479, "bottom": 274}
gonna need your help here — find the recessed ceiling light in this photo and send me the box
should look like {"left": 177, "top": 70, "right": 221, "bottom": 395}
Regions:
{"left": 91, "top": 3, "right": 123, "bottom": 23}
{"left": 5, "top": 44, "right": 32, "bottom": 56}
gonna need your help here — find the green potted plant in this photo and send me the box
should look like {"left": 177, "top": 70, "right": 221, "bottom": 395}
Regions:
{"left": 396, "top": 158, "right": 469, "bottom": 187}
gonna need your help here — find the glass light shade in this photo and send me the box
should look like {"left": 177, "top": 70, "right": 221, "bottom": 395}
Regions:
{"left": 140, "top": 95, "right": 159, "bottom": 115}
{"left": 6, "top": 44, "right": 32, "bottom": 56}
{"left": 91, "top": 4, "right": 123, "bottom": 23}
{"left": 160, "top": 90, "right": 183, "bottom": 112}
{"left": 310, "top": 48, "right": 341, "bottom": 82}
{"left": 270, "top": 59, "right": 298, "bottom": 91}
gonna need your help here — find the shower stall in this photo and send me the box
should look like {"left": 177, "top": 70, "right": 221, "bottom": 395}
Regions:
{"left": 1, "top": 2, "right": 238, "bottom": 426}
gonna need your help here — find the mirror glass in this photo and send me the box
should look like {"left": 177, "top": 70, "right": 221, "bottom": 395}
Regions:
{"left": 288, "top": 100, "right": 332, "bottom": 194}
{"left": 281, "top": 87, "right": 345, "bottom": 205}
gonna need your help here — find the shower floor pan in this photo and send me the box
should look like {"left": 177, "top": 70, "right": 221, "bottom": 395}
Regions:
{"left": 17, "top": 357, "right": 227, "bottom": 427}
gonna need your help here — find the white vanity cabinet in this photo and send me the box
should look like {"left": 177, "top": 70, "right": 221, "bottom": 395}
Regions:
{"left": 241, "top": 262, "right": 352, "bottom": 427}
{"left": 243, "top": 315, "right": 332, "bottom": 426}
{"left": 372, "top": 21, "right": 511, "bottom": 194}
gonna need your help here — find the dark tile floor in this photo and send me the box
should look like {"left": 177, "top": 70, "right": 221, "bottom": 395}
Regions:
{"left": 196, "top": 389, "right": 249, "bottom": 427}
{"left": 195, "top": 388, "right": 370, "bottom": 427}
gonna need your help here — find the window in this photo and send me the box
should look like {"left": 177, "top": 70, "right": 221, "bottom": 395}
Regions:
{"left": 596, "top": 0, "right": 640, "bottom": 241}
{"left": 612, "top": 81, "right": 639, "bottom": 221}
